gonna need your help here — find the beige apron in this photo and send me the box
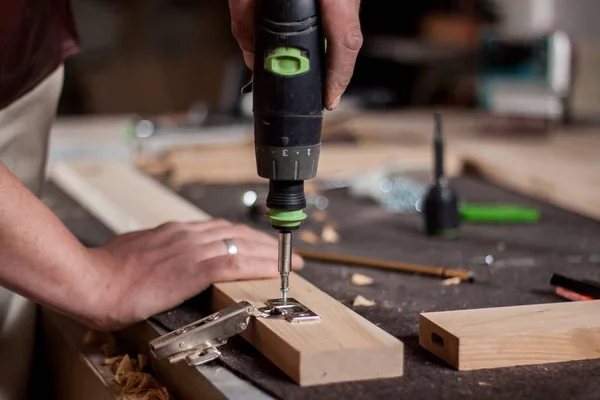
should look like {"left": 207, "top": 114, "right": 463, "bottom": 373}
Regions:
{"left": 0, "top": 66, "right": 63, "bottom": 400}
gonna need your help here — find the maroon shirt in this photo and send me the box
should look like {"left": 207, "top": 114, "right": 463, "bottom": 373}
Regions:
{"left": 0, "top": 0, "right": 79, "bottom": 109}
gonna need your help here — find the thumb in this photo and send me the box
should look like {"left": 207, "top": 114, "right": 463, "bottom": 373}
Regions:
{"left": 229, "top": 0, "right": 257, "bottom": 70}
{"left": 321, "top": 0, "right": 363, "bottom": 110}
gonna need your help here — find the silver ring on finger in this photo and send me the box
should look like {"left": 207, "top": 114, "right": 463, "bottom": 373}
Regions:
{"left": 223, "top": 238, "right": 238, "bottom": 255}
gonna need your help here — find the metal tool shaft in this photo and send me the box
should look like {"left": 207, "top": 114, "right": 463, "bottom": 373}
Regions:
{"left": 278, "top": 232, "right": 293, "bottom": 302}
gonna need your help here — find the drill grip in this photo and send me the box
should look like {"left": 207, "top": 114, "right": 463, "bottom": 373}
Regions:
{"left": 253, "top": 0, "right": 324, "bottom": 182}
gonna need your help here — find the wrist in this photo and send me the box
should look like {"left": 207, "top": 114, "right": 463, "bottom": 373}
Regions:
{"left": 76, "top": 247, "right": 124, "bottom": 331}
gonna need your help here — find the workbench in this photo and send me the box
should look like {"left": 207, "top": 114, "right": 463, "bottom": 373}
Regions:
{"left": 40, "top": 170, "right": 600, "bottom": 399}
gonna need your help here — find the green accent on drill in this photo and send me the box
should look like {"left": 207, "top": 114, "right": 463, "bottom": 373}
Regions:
{"left": 266, "top": 209, "right": 307, "bottom": 228}
{"left": 460, "top": 204, "right": 540, "bottom": 223}
{"left": 265, "top": 47, "right": 310, "bottom": 76}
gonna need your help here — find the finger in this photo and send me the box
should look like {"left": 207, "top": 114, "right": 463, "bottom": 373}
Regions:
{"left": 194, "top": 224, "right": 277, "bottom": 246}
{"left": 229, "top": 0, "right": 256, "bottom": 70}
{"left": 173, "top": 231, "right": 303, "bottom": 269}
{"left": 196, "top": 238, "right": 279, "bottom": 261}
{"left": 151, "top": 220, "right": 233, "bottom": 246}
{"left": 152, "top": 219, "right": 230, "bottom": 235}
{"left": 204, "top": 255, "right": 281, "bottom": 282}
{"left": 292, "top": 253, "right": 304, "bottom": 270}
{"left": 185, "top": 219, "right": 233, "bottom": 232}
{"left": 320, "top": 0, "right": 363, "bottom": 110}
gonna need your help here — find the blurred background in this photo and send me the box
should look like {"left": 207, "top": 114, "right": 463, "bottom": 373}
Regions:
{"left": 57, "top": 0, "right": 600, "bottom": 123}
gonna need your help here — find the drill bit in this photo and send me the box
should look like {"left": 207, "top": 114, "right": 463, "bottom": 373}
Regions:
{"left": 278, "top": 231, "right": 292, "bottom": 302}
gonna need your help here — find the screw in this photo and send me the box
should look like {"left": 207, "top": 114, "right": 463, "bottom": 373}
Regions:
{"left": 238, "top": 323, "right": 247, "bottom": 331}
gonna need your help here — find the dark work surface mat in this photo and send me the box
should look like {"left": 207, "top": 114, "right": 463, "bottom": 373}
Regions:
{"left": 44, "top": 175, "right": 600, "bottom": 400}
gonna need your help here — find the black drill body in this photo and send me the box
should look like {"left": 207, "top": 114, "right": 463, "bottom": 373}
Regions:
{"left": 253, "top": 0, "right": 325, "bottom": 223}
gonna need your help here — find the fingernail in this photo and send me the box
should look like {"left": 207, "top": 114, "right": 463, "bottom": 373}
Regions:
{"left": 326, "top": 95, "right": 341, "bottom": 111}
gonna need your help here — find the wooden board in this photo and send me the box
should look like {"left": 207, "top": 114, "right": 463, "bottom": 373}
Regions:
{"left": 136, "top": 143, "right": 463, "bottom": 187}
{"left": 337, "top": 111, "right": 600, "bottom": 222}
{"left": 49, "top": 161, "right": 211, "bottom": 232}
{"left": 420, "top": 300, "right": 600, "bottom": 371}
{"left": 213, "top": 276, "right": 403, "bottom": 386}
{"left": 459, "top": 131, "right": 600, "bottom": 222}
{"left": 49, "top": 160, "right": 404, "bottom": 386}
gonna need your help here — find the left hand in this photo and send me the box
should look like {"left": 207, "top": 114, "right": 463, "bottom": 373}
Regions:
{"left": 85, "top": 220, "right": 304, "bottom": 331}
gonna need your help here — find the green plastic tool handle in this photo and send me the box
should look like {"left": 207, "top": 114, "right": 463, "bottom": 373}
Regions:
{"left": 460, "top": 204, "right": 540, "bottom": 223}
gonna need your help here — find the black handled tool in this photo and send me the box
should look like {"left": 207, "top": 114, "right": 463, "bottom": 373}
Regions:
{"left": 253, "top": 0, "right": 325, "bottom": 301}
{"left": 422, "top": 112, "right": 460, "bottom": 239}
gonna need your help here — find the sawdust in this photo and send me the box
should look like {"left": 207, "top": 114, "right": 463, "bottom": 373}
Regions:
{"left": 85, "top": 330, "right": 171, "bottom": 400}
{"left": 353, "top": 295, "right": 376, "bottom": 307}
{"left": 321, "top": 224, "right": 340, "bottom": 243}
{"left": 311, "top": 209, "right": 328, "bottom": 222}
{"left": 441, "top": 277, "right": 462, "bottom": 286}
{"left": 351, "top": 273, "right": 374, "bottom": 286}
{"left": 299, "top": 230, "right": 320, "bottom": 245}
{"left": 110, "top": 354, "right": 171, "bottom": 399}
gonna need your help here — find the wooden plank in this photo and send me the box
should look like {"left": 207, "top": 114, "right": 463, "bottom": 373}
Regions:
{"left": 213, "top": 276, "right": 404, "bottom": 386}
{"left": 419, "top": 300, "right": 600, "bottom": 371}
{"left": 136, "top": 143, "right": 463, "bottom": 187}
{"left": 49, "top": 160, "right": 404, "bottom": 386}
{"left": 49, "top": 161, "right": 211, "bottom": 232}
{"left": 460, "top": 133, "right": 600, "bottom": 222}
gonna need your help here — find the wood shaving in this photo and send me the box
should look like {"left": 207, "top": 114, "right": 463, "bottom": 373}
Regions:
{"left": 119, "top": 372, "right": 169, "bottom": 400}
{"left": 299, "top": 230, "right": 320, "bottom": 245}
{"left": 121, "top": 372, "right": 160, "bottom": 392}
{"left": 441, "top": 277, "right": 462, "bottom": 286}
{"left": 311, "top": 210, "right": 327, "bottom": 222}
{"left": 351, "top": 273, "right": 374, "bottom": 286}
{"left": 353, "top": 295, "right": 376, "bottom": 307}
{"left": 115, "top": 355, "right": 135, "bottom": 385}
{"left": 478, "top": 381, "right": 492, "bottom": 386}
{"left": 86, "top": 330, "right": 170, "bottom": 399}
{"left": 121, "top": 389, "right": 169, "bottom": 400}
{"left": 321, "top": 224, "right": 340, "bottom": 243}
{"left": 104, "top": 355, "right": 125, "bottom": 371}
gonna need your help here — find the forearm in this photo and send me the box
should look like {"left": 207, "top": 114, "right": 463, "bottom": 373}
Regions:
{"left": 0, "top": 163, "right": 109, "bottom": 327}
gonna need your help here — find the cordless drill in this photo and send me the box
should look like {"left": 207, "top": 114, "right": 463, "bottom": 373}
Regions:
{"left": 252, "top": 0, "right": 325, "bottom": 301}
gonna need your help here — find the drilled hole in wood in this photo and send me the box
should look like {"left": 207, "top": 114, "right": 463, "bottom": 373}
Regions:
{"left": 431, "top": 332, "right": 444, "bottom": 347}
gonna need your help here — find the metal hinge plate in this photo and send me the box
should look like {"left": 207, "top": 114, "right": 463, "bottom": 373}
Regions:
{"left": 150, "top": 298, "right": 320, "bottom": 366}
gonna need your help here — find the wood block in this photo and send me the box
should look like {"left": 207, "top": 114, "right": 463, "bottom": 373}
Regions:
{"left": 49, "top": 160, "right": 405, "bottom": 386}
{"left": 213, "top": 276, "right": 404, "bottom": 386}
{"left": 420, "top": 300, "right": 600, "bottom": 371}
